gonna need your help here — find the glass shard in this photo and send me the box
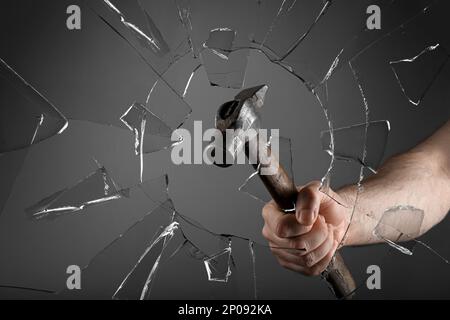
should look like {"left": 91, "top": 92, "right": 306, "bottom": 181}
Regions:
{"left": 58, "top": 200, "right": 176, "bottom": 299}
{"left": 203, "top": 240, "right": 232, "bottom": 283}
{"left": 88, "top": 0, "right": 193, "bottom": 130}
{"left": 0, "top": 58, "right": 68, "bottom": 154}
{"left": 204, "top": 28, "right": 236, "bottom": 59}
{"left": 279, "top": 0, "right": 436, "bottom": 87}
{"left": 201, "top": 48, "right": 250, "bottom": 89}
{"left": 113, "top": 221, "right": 180, "bottom": 300}
{"left": 120, "top": 102, "right": 181, "bottom": 181}
{"left": 321, "top": 120, "right": 390, "bottom": 173}
{"left": 25, "top": 166, "right": 127, "bottom": 220}
{"left": 145, "top": 79, "right": 192, "bottom": 130}
{"left": 249, "top": 240, "right": 257, "bottom": 300}
{"left": 390, "top": 44, "right": 449, "bottom": 106}
{"left": 373, "top": 205, "right": 424, "bottom": 255}
{"left": 258, "top": 0, "right": 332, "bottom": 60}
{"left": 89, "top": 0, "right": 191, "bottom": 74}
{"left": 120, "top": 102, "right": 179, "bottom": 151}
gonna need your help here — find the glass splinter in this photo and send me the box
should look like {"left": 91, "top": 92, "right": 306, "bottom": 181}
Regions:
{"left": 202, "top": 48, "right": 250, "bottom": 89}
{"left": 373, "top": 205, "right": 450, "bottom": 263}
{"left": 25, "top": 166, "right": 127, "bottom": 220}
{"left": 201, "top": 28, "right": 249, "bottom": 89}
{"left": 249, "top": 240, "right": 257, "bottom": 300}
{"left": 120, "top": 102, "right": 180, "bottom": 182}
{"left": 321, "top": 120, "right": 391, "bottom": 173}
{"left": 0, "top": 58, "right": 68, "bottom": 153}
{"left": 373, "top": 205, "right": 424, "bottom": 255}
{"left": 203, "top": 28, "right": 236, "bottom": 59}
{"left": 113, "top": 221, "right": 180, "bottom": 300}
{"left": 203, "top": 240, "right": 233, "bottom": 283}
{"left": 102, "top": 0, "right": 169, "bottom": 57}
{"left": 390, "top": 44, "right": 450, "bottom": 106}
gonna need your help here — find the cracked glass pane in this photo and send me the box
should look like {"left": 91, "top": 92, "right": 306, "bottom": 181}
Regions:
{"left": 88, "top": 0, "right": 191, "bottom": 74}
{"left": 284, "top": 0, "right": 437, "bottom": 88}
{"left": 321, "top": 120, "right": 390, "bottom": 173}
{"left": 203, "top": 240, "right": 232, "bottom": 282}
{"left": 112, "top": 221, "right": 181, "bottom": 300}
{"left": 204, "top": 28, "right": 236, "bottom": 58}
{"left": 390, "top": 44, "right": 449, "bottom": 106}
{"left": 88, "top": 0, "right": 194, "bottom": 128}
{"left": 26, "top": 168, "right": 170, "bottom": 222}
{"left": 1, "top": 0, "right": 450, "bottom": 301}
{"left": 202, "top": 47, "right": 250, "bottom": 89}
{"left": 0, "top": 58, "right": 68, "bottom": 153}
{"left": 373, "top": 205, "right": 424, "bottom": 255}
{"left": 59, "top": 200, "right": 176, "bottom": 299}
{"left": 25, "top": 164, "right": 126, "bottom": 220}
{"left": 120, "top": 102, "right": 181, "bottom": 181}
{"left": 372, "top": 206, "right": 450, "bottom": 263}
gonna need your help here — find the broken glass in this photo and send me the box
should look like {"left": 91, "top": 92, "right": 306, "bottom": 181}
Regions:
{"left": 372, "top": 206, "right": 450, "bottom": 263}
{"left": 204, "top": 28, "right": 236, "bottom": 58}
{"left": 25, "top": 165, "right": 127, "bottom": 220}
{"left": 58, "top": 200, "right": 177, "bottom": 299}
{"left": 1, "top": 0, "right": 450, "bottom": 300}
{"left": 88, "top": 0, "right": 192, "bottom": 74}
{"left": 373, "top": 205, "right": 424, "bottom": 255}
{"left": 26, "top": 168, "right": 170, "bottom": 222}
{"left": 321, "top": 120, "right": 390, "bottom": 173}
{"left": 203, "top": 240, "right": 233, "bottom": 282}
{"left": 201, "top": 47, "right": 250, "bottom": 89}
{"left": 0, "top": 58, "right": 68, "bottom": 153}
{"left": 390, "top": 44, "right": 449, "bottom": 106}
{"left": 120, "top": 102, "right": 182, "bottom": 181}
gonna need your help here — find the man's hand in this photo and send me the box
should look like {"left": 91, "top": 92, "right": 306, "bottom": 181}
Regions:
{"left": 262, "top": 181, "right": 349, "bottom": 276}
{"left": 262, "top": 121, "right": 450, "bottom": 276}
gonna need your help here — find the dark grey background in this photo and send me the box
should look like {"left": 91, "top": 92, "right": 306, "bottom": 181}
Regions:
{"left": 0, "top": 0, "right": 449, "bottom": 299}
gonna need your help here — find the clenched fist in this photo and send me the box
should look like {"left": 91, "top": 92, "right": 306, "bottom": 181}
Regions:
{"left": 262, "top": 181, "right": 350, "bottom": 276}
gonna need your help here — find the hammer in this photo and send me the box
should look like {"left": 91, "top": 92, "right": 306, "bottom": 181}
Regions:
{"left": 210, "top": 85, "right": 356, "bottom": 299}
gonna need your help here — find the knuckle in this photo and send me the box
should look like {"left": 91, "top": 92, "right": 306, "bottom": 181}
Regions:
{"left": 274, "top": 221, "right": 286, "bottom": 238}
{"left": 261, "top": 204, "right": 270, "bottom": 219}
{"left": 304, "top": 253, "right": 316, "bottom": 267}
{"left": 310, "top": 266, "right": 323, "bottom": 276}
{"left": 262, "top": 225, "right": 270, "bottom": 240}
{"left": 292, "top": 238, "right": 307, "bottom": 251}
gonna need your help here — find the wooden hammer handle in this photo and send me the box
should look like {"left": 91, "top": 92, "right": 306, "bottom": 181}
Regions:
{"left": 248, "top": 139, "right": 356, "bottom": 299}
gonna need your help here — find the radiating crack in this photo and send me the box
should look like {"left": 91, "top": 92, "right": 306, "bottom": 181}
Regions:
{"left": 390, "top": 44, "right": 450, "bottom": 106}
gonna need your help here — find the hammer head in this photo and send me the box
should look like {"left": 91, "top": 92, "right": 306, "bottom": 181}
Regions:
{"left": 210, "top": 85, "right": 268, "bottom": 167}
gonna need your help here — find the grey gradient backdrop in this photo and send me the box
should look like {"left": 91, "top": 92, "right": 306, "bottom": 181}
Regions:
{"left": 0, "top": 0, "right": 449, "bottom": 299}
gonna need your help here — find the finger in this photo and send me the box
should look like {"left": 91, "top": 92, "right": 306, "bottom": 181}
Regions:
{"left": 293, "top": 216, "right": 329, "bottom": 253}
{"left": 262, "top": 202, "right": 311, "bottom": 238}
{"left": 263, "top": 217, "right": 328, "bottom": 254}
{"left": 301, "top": 228, "right": 334, "bottom": 267}
{"left": 276, "top": 257, "right": 309, "bottom": 274}
{"left": 307, "top": 240, "right": 340, "bottom": 276}
{"left": 296, "top": 182, "right": 322, "bottom": 226}
{"left": 269, "top": 242, "right": 303, "bottom": 265}
{"left": 262, "top": 225, "right": 305, "bottom": 255}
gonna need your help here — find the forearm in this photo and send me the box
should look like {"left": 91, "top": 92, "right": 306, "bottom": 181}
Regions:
{"left": 340, "top": 122, "right": 450, "bottom": 246}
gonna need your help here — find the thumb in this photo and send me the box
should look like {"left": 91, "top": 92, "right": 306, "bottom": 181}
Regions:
{"left": 295, "top": 182, "right": 322, "bottom": 226}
